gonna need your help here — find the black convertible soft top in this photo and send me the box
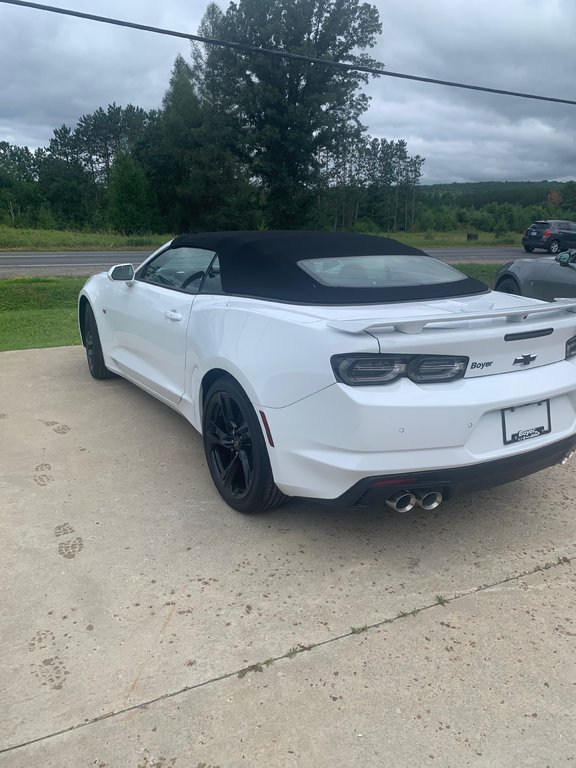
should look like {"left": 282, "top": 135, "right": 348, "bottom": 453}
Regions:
{"left": 169, "top": 230, "right": 488, "bottom": 304}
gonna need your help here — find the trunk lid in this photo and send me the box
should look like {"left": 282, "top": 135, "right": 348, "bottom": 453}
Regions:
{"left": 324, "top": 292, "right": 576, "bottom": 378}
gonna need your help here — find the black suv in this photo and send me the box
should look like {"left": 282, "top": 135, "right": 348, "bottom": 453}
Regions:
{"left": 522, "top": 220, "right": 576, "bottom": 254}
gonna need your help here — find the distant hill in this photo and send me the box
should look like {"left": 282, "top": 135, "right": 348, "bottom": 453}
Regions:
{"left": 419, "top": 181, "right": 563, "bottom": 208}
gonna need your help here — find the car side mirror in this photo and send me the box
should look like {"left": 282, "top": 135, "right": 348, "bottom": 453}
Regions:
{"left": 108, "top": 263, "right": 135, "bottom": 282}
{"left": 556, "top": 251, "right": 572, "bottom": 267}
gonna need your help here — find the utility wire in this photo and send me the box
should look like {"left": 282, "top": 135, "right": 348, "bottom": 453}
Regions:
{"left": 2, "top": 0, "right": 576, "bottom": 106}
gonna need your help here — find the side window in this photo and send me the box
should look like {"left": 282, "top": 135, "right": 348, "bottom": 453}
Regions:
{"left": 199, "top": 256, "right": 223, "bottom": 295}
{"left": 138, "top": 247, "right": 216, "bottom": 293}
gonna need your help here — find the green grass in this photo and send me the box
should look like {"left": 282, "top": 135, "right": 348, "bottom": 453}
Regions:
{"left": 0, "top": 265, "right": 503, "bottom": 352}
{"left": 0, "top": 277, "right": 86, "bottom": 351}
{"left": 0, "top": 225, "right": 170, "bottom": 252}
{"left": 0, "top": 225, "right": 519, "bottom": 252}
{"left": 392, "top": 230, "right": 518, "bottom": 248}
{"left": 453, "top": 262, "right": 501, "bottom": 285}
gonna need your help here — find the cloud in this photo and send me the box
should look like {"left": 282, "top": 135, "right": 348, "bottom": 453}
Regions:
{"left": 0, "top": 0, "right": 575, "bottom": 184}
{"left": 365, "top": 0, "right": 576, "bottom": 182}
{"left": 0, "top": 0, "right": 194, "bottom": 146}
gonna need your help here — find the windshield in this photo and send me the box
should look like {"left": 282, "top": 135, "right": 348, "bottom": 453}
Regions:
{"left": 298, "top": 254, "right": 466, "bottom": 288}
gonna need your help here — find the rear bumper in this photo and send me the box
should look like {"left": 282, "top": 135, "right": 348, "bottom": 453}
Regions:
{"left": 262, "top": 363, "right": 576, "bottom": 502}
{"left": 314, "top": 434, "right": 576, "bottom": 507}
{"left": 521, "top": 237, "right": 547, "bottom": 249}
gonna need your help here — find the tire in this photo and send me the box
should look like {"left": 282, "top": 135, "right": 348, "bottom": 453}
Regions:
{"left": 523, "top": 245, "right": 534, "bottom": 253}
{"left": 202, "top": 377, "right": 286, "bottom": 514}
{"left": 495, "top": 276, "right": 521, "bottom": 295}
{"left": 548, "top": 240, "right": 561, "bottom": 254}
{"left": 84, "top": 303, "right": 115, "bottom": 380}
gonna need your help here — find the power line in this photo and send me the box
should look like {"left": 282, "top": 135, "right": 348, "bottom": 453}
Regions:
{"left": 2, "top": 0, "right": 576, "bottom": 107}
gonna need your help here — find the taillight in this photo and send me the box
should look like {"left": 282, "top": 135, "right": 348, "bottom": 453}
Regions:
{"left": 566, "top": 335, "right": 576, "bottom": 360}
{"left": 331, "top": 355, "right": 408, "bottom": 385}
{"left": 544, "top": 229, "right": 551, "bottom": 238}
{"left": 331, "top": 354, "right": 469, "bottom": 386}
{"left": 408, "top": 356, "right": 468, "bottom": 382}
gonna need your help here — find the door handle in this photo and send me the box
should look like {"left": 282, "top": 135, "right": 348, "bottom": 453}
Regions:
{"left": 164, "top": 310, "right": 182, "bottom": 321}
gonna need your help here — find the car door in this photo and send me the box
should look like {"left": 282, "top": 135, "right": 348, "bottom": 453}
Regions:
{"left": 105, "top": 245, "right": 216, "bottom": 404}
{"left": 565, "top": 222, "right": 576, "bottom": 249}
{"left": 533, "top": 259, "right": 576, "bottom": 300}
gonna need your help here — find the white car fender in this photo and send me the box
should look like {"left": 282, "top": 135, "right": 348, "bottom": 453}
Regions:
{"left": 187, "top": 296, "right": 379, "bottom": 409}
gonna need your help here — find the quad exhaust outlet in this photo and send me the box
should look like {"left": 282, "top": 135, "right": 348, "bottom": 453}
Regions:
{"left": 414, "top": 489, "right": 443, "bottom": 510}
{"left": 386, "top": 489, "right": 443, "bottom": 513}
{"left": 385, "top": 491, "right": 417, "bottom": 513}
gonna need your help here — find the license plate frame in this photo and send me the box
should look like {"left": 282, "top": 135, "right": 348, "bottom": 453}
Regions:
{"left": 501, "top": 400, "right": 551, "bottom": 445}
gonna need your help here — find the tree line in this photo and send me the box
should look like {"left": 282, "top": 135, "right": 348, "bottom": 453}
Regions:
{"left": 1, "top": 0, "right": 428, "bottom": 235}
{"left": 413, "top": 182, "right": 576, "bottom": 235}
{"left": 2, "top": 0, "right": 574, "bottom": 237}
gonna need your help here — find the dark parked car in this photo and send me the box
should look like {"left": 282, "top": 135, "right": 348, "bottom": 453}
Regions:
{"left": 521, "top": 220, "right": 576, "bottom": 254}
{"left": 495, "top": 250, "right": 576, "bottom": 300}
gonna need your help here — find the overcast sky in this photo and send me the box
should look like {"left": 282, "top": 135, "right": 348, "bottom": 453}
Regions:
{"left": 1, "top": 0, "right": 575, "bottom": 184}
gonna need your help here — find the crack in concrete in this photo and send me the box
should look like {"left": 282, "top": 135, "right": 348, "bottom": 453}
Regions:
{"left": 1, "top": 553, "right": 572, "bottom": 756}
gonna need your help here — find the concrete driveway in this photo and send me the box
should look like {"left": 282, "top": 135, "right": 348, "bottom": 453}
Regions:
{"left": 1, "top": 347, "right": 575, "bottom": 767}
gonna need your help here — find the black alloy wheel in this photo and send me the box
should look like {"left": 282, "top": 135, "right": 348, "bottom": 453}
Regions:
{"left": 495, "top": 276, "right": 521, "bottom": 295}
{"left": 84, "top": 303, "right": 115, "bottom": 379}
{"left": 202, "top": 377, "right": 285, "bottom": 514}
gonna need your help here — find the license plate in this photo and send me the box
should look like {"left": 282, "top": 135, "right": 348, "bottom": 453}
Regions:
{"left": 501, "top": 400, "right": 551, "bottom": 445}
{"left": 530, "top": 231, "right": 537, "bottom": 236}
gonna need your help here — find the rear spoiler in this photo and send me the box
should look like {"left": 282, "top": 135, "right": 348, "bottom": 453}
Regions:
{"left": 327, "top": 298, "right": 576, "bottom": 335}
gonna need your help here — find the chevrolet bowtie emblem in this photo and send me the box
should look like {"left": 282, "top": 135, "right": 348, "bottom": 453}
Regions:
{"left": 513, "top": 353, "right": 537, "bottom": 366}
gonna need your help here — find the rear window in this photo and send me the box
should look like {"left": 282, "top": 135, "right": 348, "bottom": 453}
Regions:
{"left": 530, "top": 221, "right": 550, "bottom": 229}
{"left": 298, "top": 254, "right": 466, "bottom": 288}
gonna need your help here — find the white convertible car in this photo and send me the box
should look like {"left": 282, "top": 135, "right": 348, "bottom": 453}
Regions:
{"left": 79, "top": 231, "right": 576, "bottom": 514}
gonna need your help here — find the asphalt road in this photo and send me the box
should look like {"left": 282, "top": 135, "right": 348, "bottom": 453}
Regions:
{"left": 0, "top": 246, "right": 521, "bottom": 277}
{"left": 0, "top": 250, "right": 147, "bottom": 275}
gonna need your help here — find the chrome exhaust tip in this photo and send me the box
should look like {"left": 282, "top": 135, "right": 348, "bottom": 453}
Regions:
{"left": 560, "top": 450, "right": 575, "bottom": 466}
{"left": 386, "top": 491, "right": 417, "bottom": 513}
{"left": 414, "top": 489, "right": 443, "bottom": 510}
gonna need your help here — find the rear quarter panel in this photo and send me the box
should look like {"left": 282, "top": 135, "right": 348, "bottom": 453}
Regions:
{"left": 188, "top": 296, "right": 380, "bottom": 408}
{"left": 500, "top": 258, "right": 556, "bottom": 299}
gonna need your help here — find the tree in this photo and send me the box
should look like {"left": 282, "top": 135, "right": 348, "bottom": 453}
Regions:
{"left": 139, "top": 53, "right": 229, "bottom": 232}
{"left": 34, "top": 149, "right": 95, "bottom": 228}
{"left": 195, "top": 0, "right": 382, "bottom": 228}
{"left": 38, "top": 106, "right": 154, "bottom": 229}
{"left": 562, "top": 181, "right": 576, "bottom": 212}
{"left": 40, "top": 126, "right": 99, "bottom": 228}
{"left": 0, "top": 141, "right": 36, "bottom": 181}
{"left": 137, "top": 54, "right": 257, "bottom": 233}
{"left": 0, "top": 142, "right": 39, "bottom": 226}
{"left": 75, "top": 103, "right": 151, "bottom": 185}
{"left": 108, "top": 153, "right": 153, "bottom": 234}
{"left": 547, "top": 189, "right": 562, "bottom": 209}
{"left": 48, "top": 125, "right": 81, "bottom": 166}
